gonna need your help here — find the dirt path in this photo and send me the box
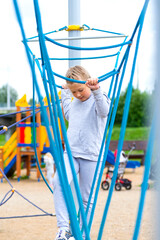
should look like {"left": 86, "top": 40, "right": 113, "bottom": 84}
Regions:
{"left": 0, "top": 167, "right": 156, "bottom": 240}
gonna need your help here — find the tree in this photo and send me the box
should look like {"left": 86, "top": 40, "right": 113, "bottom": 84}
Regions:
{"left": 114, "top": 87, "right": 152, "bottom": 127}
{"left": 0, "top": 84, "right": 18, "bottom": 107}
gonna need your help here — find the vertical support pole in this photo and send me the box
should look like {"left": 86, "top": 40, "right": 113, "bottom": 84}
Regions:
{"left": 46, "top": 106, "right": 50, "bottom": 148}
{"left": 0, "top": 147, "right": 4, "bottom": 182}
{"left": 68, "top": 0, "right": 81, "bottom": 215}
{"left": 26, "top": 107, "right": 31, "bottom": 177}
{"left": 68, "top": 0, "right": 81, "bottom": 67}
{"left": 16, "top": 106, "right": 21, "bottom": 181}
{"left": 36, "top": 108, "right": 41, "bottom": 180}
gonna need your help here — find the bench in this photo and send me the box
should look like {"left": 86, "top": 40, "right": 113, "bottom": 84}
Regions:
{"left": 109, "top": 140, "right": 148, "bottom": 165}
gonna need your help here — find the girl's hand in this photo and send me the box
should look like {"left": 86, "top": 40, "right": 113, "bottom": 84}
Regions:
{"left": 85, "top": 78, "right": 99, "bottom": 91}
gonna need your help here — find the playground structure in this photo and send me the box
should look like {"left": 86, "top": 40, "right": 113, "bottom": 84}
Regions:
{"left": 0, "top": 94, "right": 62, "bottom": 181}
{"left": 0, "top": 0, "right": 157, "bottom": 240}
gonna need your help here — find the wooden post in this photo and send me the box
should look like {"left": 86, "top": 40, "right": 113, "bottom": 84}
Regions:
{"left": 16, "top": 106, "right": 21, "bottom": 181}
{"left": 45, "top": 107, "right": 50, "bottom": 148}
{"left": 0, "top": 147, "right": 4, "bottom": 180}
{"left": 26, "top": 107, "right": 31, "bottom": 177}
{"left": 36, "top": 109, "right": 41, "bottom": 180}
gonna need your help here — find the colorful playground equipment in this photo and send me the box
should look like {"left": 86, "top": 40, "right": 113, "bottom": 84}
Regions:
{"left": 0, "top": 94, "right": 61, "bottom": 181}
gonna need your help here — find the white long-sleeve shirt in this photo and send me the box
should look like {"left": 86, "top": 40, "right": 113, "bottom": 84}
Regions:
{"left": 61, "top": 88, "right": 110, "bottom": 161}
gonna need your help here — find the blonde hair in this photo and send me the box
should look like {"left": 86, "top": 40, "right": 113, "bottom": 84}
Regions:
{"left": 65, "top": 65, "right": 91, "bottom": 84}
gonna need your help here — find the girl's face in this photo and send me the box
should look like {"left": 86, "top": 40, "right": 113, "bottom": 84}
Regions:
{"left": 68, "top": 82, "right": 91, "bottom": 102}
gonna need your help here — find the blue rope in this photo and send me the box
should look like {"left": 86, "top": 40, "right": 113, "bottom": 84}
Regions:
{"left": 38, "top": 52, "right": 118, "bottom": 61}
{"left": 92, "top": 28, "right": 126, "bottom": 36}
{"left": 0, "top": 110, "right": 40, "bottom": 135}
{"left": 114, "top": 36, "right": 128, "bottom": 69}
{"left": 101, "top": 35, "right": 128, "bottom": 98}
{"left": 45, "top": 35, "right": 131, "bottom": 51}
{"left": 132, "top": 2, "right": 151, "bottom": 239}
{"left": 107, "top": 75, "right": 115, "bottom": 98}
{"left": 0, "top": 190, "right": 14, "bottom": 206}
{"left": 98, "top": 70, "right": 118, "bottom": 82}
{"left": 0, "top": 106, "right": 41, "bottom": 118}
{"left": 0, "top": 168, "right": 13, "bottom": 187}
{"left": 82, "top": 24, "right": 90, "bottom": 30}
{"left": 98, "top": 70, "right": 116, "bottom": 80}
{"left": 52, "top": 69, "right": 117, "bottom": 84}
{"left": 133, "top": 111, "right": 155, "bottom": 240}
{"left": 0, "top": 214, "right": 54, "bottom": 219}
{"left": 26, "top": 26, "right": 67, "bottom": 41}
{"left": 31, "top": 55, "right": 62, "bottom": 89}
{"left": 32, "top": 57, "right": 54, "bottom": 192}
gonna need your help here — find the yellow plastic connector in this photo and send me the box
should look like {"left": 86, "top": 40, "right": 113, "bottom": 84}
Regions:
{"left": 12, "top": 188, "right": 15, "bottom": 193}
{"left": 66, "top": 25, "right": 83, "bottom": 31}
{"left": 3, "top": 126, "right": 8, "bottom": 131}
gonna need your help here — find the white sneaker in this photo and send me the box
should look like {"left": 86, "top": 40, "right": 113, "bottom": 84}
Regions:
{"left": 55, "top": 228, "right": 75, "bottom": 240}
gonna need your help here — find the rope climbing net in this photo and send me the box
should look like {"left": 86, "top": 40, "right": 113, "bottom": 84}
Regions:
{"left": 1, "top": 0, "right": 155, "bottom": 239}
{"left": 0, "top": 168, "right": 55, "bottom": 219}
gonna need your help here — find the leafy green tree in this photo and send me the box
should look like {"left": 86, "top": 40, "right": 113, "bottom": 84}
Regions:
{"left": 0, "top": 84, "right": 18, "bottom": 107}
{"left": 114, "top": 89, "right": 126, "bottom": 126}
{"left": 115, "top": 87, "right": 152, "bottom": 127}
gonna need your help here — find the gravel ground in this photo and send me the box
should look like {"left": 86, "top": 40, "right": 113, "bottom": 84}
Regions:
{"left": 0, "top": 166, "right": 156, "bottom": 240}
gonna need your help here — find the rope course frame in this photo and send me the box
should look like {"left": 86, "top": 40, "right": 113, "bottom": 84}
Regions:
{"left": 0, "top": 0, "right": 153, "bottom": 239}
{"left": 0, "top": 168, "right": 55, "bottom": 219}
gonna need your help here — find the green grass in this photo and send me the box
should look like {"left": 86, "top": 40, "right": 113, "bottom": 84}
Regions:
{"left": 0, "top": 135, "right": 5, "bottom": 146}
{"left": 110, "top": 127, "right": 150, "bottom": 158}
{"left": 111, "top": 126, "right": 150, "bottom": 141}
{"left": 0, "top": 126, "right": 150, "bottom": 146}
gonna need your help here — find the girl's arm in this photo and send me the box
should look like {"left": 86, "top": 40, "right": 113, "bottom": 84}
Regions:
{"left": 92, "top": 88, "right": 111, "bottom": 118}
{"left": 86, "top": 78, "right": 111, "bottom": 117}
{"left": 61, "top": 88, "right": 72, "bottom": 121}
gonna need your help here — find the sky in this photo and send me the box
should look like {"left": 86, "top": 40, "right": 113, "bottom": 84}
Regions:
{"left": 0, "top": 0, "right": 156, "bottom": 102}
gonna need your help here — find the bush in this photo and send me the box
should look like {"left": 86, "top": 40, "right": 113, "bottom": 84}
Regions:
{"left": 114, "top": 87, "right": 152, "bottom": 127}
